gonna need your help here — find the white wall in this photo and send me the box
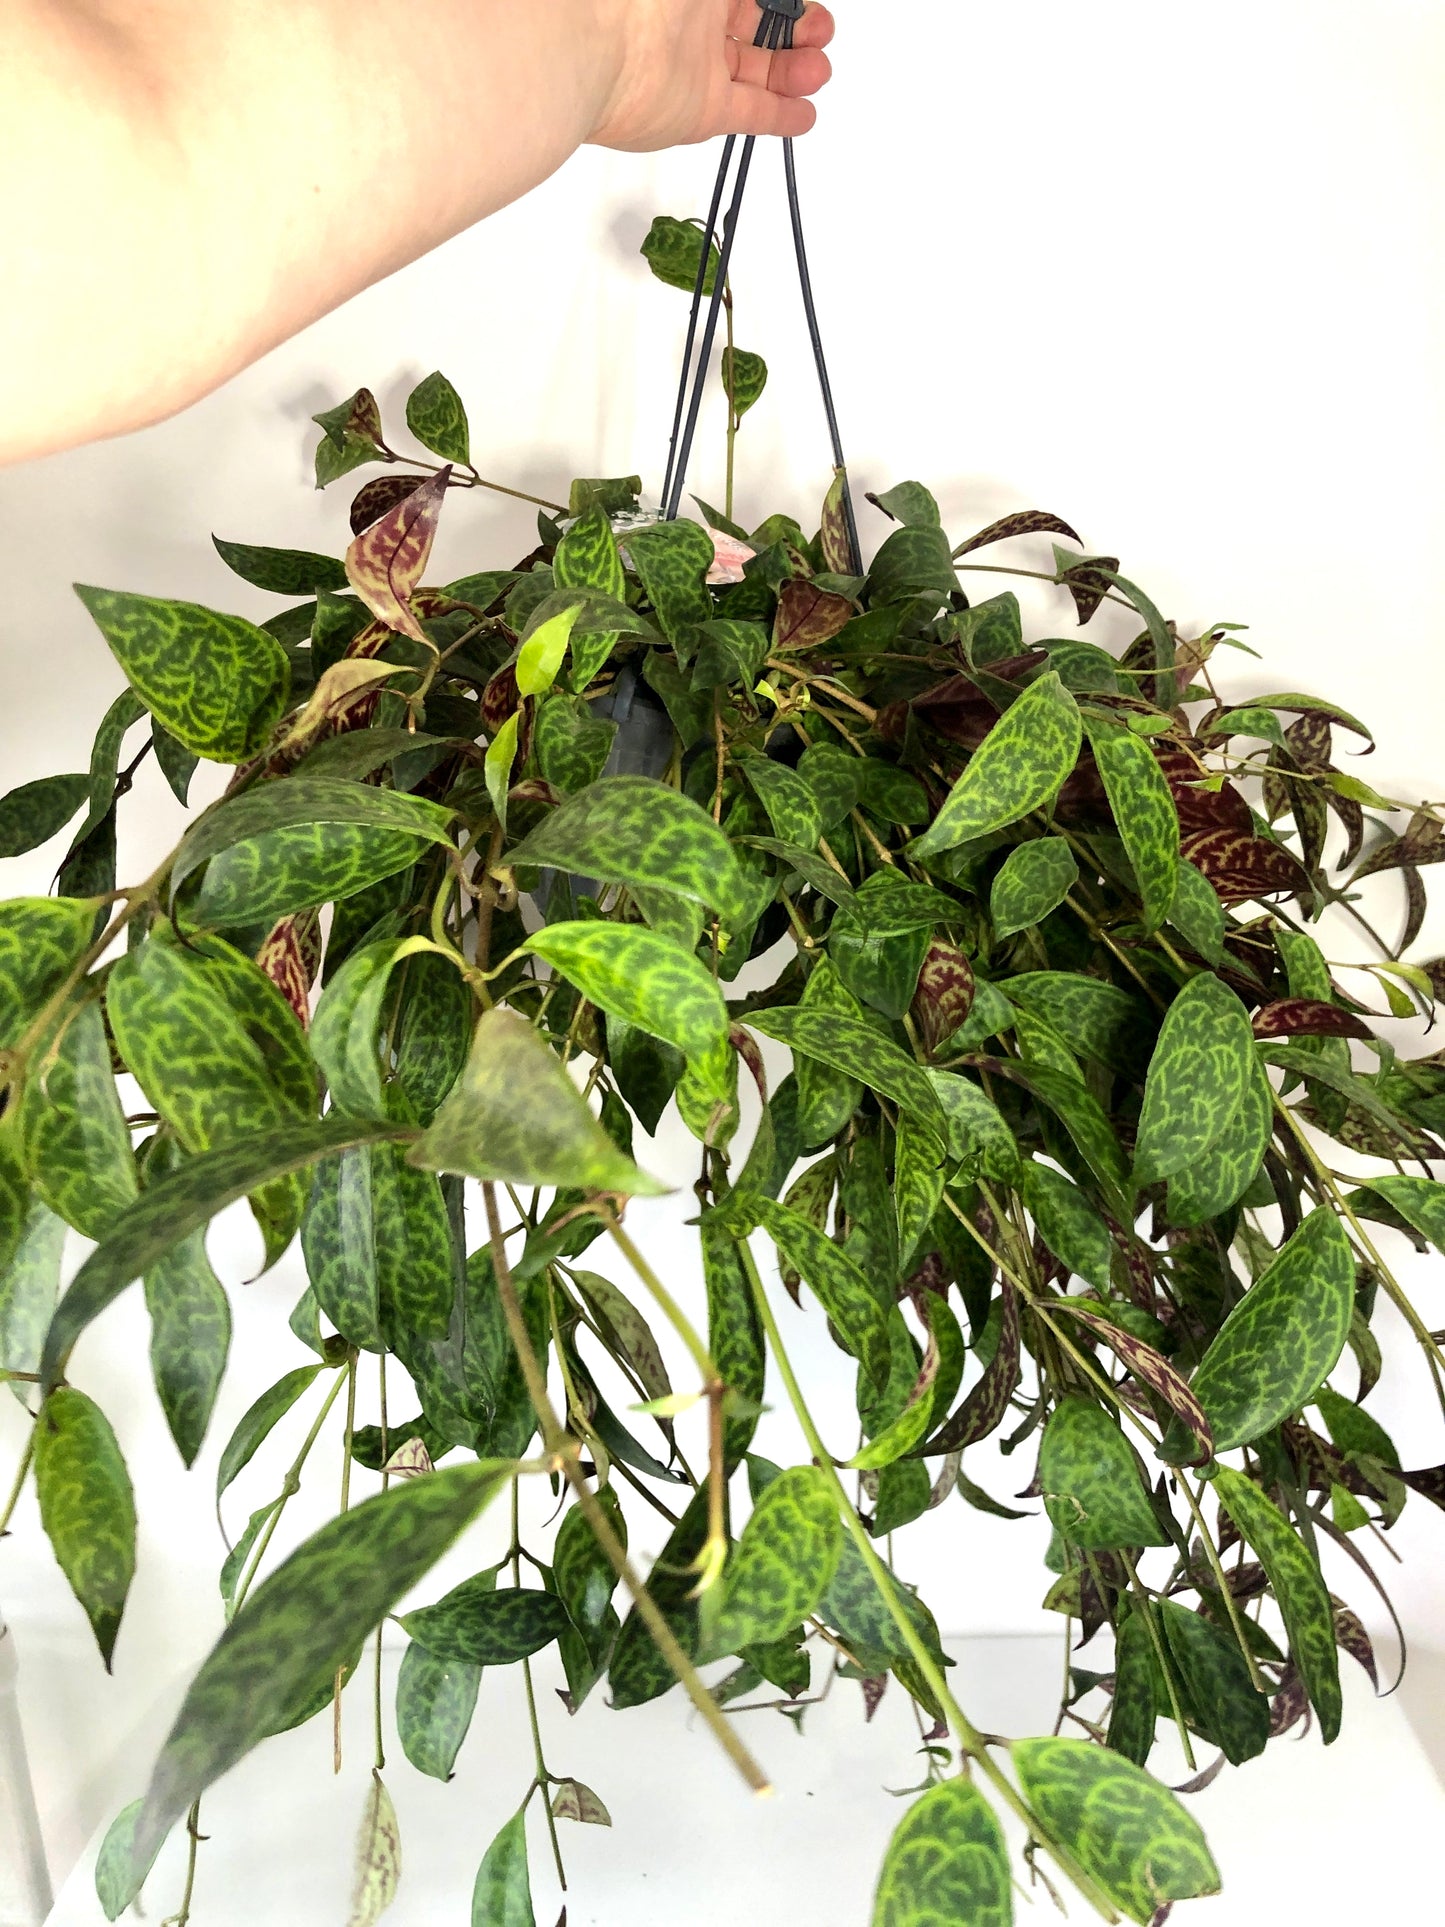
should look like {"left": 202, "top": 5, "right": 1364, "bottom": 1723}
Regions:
{"left": 5, "top": 0, "right": 1445, "bottom": 1906}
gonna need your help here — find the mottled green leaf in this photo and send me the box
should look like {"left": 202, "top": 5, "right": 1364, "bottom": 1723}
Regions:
{"left": 1039, "top": 1399, "right": 1169, "bottom": 1549}
{"left": 395, "top": 949, "right": 473, "bottom": 1125}
{"left": 626, "top": 520, "right": 715, "bottom": 643}
{"left": 1022, "top": 1162, "right": 1112, "bottom": 1291}
{"left": 0, "top": 1197, "right": 64, "bottom": 1400}
{"left": 1190, "top": 1208, "right": 1353, "bottom": 1452}
{"left": 132, "top": 1462, "right": 510, "bottom": 1874}
{"left": 402, "top": 1579, "right": 570, "bottom": 1667}
{"left": 144, "top": 1144, "right": 231, "bottom": 1468}
{"left": 1011, "top": 1737, "right": 1220, "bottom": 1924}
{"left": 413, "top": 1007, "right": 662, "bottom": 1194}
{"left": 0, "top": 773, "right": 90, "bottom": 859}
{"left": 509, "top": 776, "right": 746, "bottom": 923}
{"left": 21, "top": 998, "right": 137, "bottom": 1239}
{"left": 797, "top": 741, "right": 864, "bottom": 830}
{"left": 216, "top": 1363, "right": 324, "bottom": 1503}
{"left": 471, "top": 1809, "right": 534, "bottom": 1927}
{"left": 1167, "top": 859, "right": 1225, "bottom": 965}
{"left": 927, "top": 1071, "right": 1019, "bottom": 1181}
{"left": 867, "top": 525, "right": 958, "bottom": 607}
{"left": 895, "top": 1110, "right": 946, "bottom": 1272}
{"left": 640, "top": 214, "right": 719, "bottom": 295}
{"left": 552, "top": 1485, "right": 626, "bottom": 1705}
{"left": 553, "top": 505, "right": 626, "bottom": 601}
{"left": 721, "top": 346, "right": 768, "bottom": 418}
{"left": 818, "top": 1537, "right": 946, "bottom": 1676}
{"left": 991, "top": 837, "right": 1078, "bottom": 938}
{"left": 1212, "top": 1464, "right": 1342, "bottom": 1743}
{"left": 745, "top": 1007, "right": 944, "bottom": 1137}
{"left": 533, "top": 693, "right": 616, "bottom": 795}
{"left": 1106, "top": 1608, "right": 1160, "bottom": 1766}
{"left": 608, "top": 1489, "right": 710, "bottom": 1708}
{"left": 406, "top": 371, "right": 470, "bottom": 464}
{"left": 744, "top": 756, "right": 823, "bottom": 850}
{"left": 753, "top": 1195, "right": 891, "bottom": 1386}
{"left": 909, "top": 674, "right": 1081, "bottom": 861}
{"left": 702, "top": 1220, "right": 766, "bottom": 1467}
{"left": 0, "top": 897, "right": 97, "bottom": 1052}
{"left": 75, "top": 587, "right": 289, "bottom": 763}
{"left": 35, "top": 1386, "right": 135, "bottom": 1666}
{"left": 212, "top": 539, "right": 348, "bottom": 597}
{"left": 1166, "top": 1048, "right": 1272, "bottom": 1226}
{"left": 704, "top": 1466, "right": 841, "bottom": 1657}
{"left": 1158, "top": 1599, "right": 1269, "bottom": 1764}
{"left": 300, "top": 1147, "right": 383, "bottom": 1350}
{"left": 1082, "top": 717, "right": 1180, "bottom": 930}
{"left": 94, "top": 1799, "right": 164, "bottom": 1922}
{"left": 1316, "top": 1385, "right": 1399, "bottom": 1468}
{"left": 41, "top": 1117, "right": 408, "bottom": 1387}
{"left": 524, "top": 922, "right": 726, "bottom": 1061}
{"left": 1133, "top": 973, "right": 1255, "bottom": 1186}
{"left": 871, "top": 1776, "right": 1012, "bottom": 1927}
{"left": 1357, "top": 1175, "right": 1445, "bottom": 1256}
{"left": 1005, "top": 973, "right": 1150, "bottom": 1081}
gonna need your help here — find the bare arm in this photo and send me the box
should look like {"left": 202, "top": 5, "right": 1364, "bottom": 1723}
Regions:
{"left": 0, "top": 0, "right": 833, "bottom": 465}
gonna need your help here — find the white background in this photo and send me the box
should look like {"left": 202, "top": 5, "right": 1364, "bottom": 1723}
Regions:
{"left": 4, "top": 1, "right": 1445, "bottom": 1919}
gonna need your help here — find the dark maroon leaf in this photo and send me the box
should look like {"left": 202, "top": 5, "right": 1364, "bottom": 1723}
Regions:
{"left": 1401, "top": 1465, "right": 1445, "bottom": 1510}
{"left": 1330, "top": 1601, "right": 1378, "bottom": 1689}
{"left": 861, "top": 1674, "right": 888, "bottom": 1722}
{"left": 1269, "top": 1666, "right": 1310, "bottom": 1737}
{"left": 1180, "top": 827, "right": 1311, "bottom": 901}
{"left": 1403, "top": 866, "right": 1428, "bottom": 954}
{"left": 923, "top": 1282, "right": 1019, "bottom": 1453}
{"left": 1250, "top": 999, "right": 1372, "bottom": 1041}
{"left": 730, "top": 1024, "right": 768, "bottom": 1105}
{"left": 1419, "top": 959, "right": 1445, "bottom": 1002}
{"left": 1156, "top": 751, "right": 1255, "bottom": 838}
{"left": 351, "top": 473, "right": 435, "bottom": 537}
{"left": 1055, "top": 553, "right": 1119, "bottom": 626}
{"left": 953, "top": 509, "right": 1083, "bottom": 559}
{"left": 773, "top": 579, "right": 855, "bottom": 652}
{"left": 481, "top": 664, "right": 520, "bottom": 735}
{"left": 1353, "top": 811, "right": 1445, "bottom": 882}
{"left": 911, "top": 940, "right": 976, "bottom": 1056}
{"left": 344, "top": 468, "right": 451, "bottom": 643}
{"left": 1056, "top": 1305, "right": 1212, "bottom": 1465}
{"left": 255, "top": 916, "right": 315, "bottom": 1029}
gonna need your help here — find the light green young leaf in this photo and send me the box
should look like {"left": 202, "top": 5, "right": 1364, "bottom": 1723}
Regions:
{"left": 36, "top": 1387, "right": 136, "bottom": 1667}
{"left": 1212, "top": 1464, "right": 1342, "bottom": 1743}
{"left": 908, "top": 673, "right": 1081, "bottom": 861}
{"left": 1190, "top": 1208, "right": 1353, "bottom": 1451}
{"left": 523, "top": 922, "right": 727, "bottom": 1061}
{"left": 509, "top": 776, "right": 747, "bottom": 922}
{"left": 1133, "top": 973, "right": 1255, "bottom": 1186}
{"left": 75, "top": 587, "right": 290, "bottom": 763}
{"left": 412, "top": 1006, "right": 665, "bottom": 1195}
{"left": 704, "top": 1466, "right": 842, "bottom": 1656}
{"left": 871, "top": 1777, "right": 1012, "bottom": 1927}
{"left": 1082, "top": 715, "right": 1180, "bottom": 931}
{"left": 515, "top": 603, "right": 583, "bottom": 699}
{"left": 1012, "top": 1737, "right": 1220, "bottom": 1924}
{"left": 471, "top": 1809, "right": 534, "bottom": 1927}
{"left": 1038, "top": 1399, "right": 1169, "bottom": 1550}
{"left": 133, "top": 1462, "right": 512, "bottom": 1877}
{"left": 990, "top": 836, "right": 1078, "bottom": 938}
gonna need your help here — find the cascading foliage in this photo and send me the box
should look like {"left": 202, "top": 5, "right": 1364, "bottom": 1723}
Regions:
{"left": 5, "top": 225, "right": 1445, "bottom": 1927}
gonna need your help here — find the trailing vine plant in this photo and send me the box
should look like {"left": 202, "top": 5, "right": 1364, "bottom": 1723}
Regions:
{"left": 3, "top": 213, "right": 1445, "bottom": 1926}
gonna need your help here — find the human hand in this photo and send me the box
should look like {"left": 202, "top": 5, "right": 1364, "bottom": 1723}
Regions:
{"left": 590, "top": 0, "right": 835, "bottom": 151}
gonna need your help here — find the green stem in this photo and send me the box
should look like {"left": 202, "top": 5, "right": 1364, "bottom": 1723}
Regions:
{"left": 160, "top": 1801, "right": 203, "bottom": 1927}
{"left": 512, "top": 1481, "right": 566, "bottom": 1889}
{"left": 1119, "top": 1550, "right": 1195, "bottom": 1771}
{"left": 1177, "top": 1478, "right": 1269, "bottom": 1695}
{"left": 374, "top": 1353, "right": 390, "bottom": 1774}
{"left": 737, "top": 1240, "right": 1121, "bottom": 1923}
{"left": 604, "top": 1214, "right": 717, "bottom": 1383}
{"left": 231, "top": 1364, "right": 350, "bottom": 1610}
{"left": 0, "top": 1424, "right": 37, "bottom": 1540}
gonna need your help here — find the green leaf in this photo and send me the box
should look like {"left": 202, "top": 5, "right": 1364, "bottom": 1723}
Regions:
{"left": 75, "top": 587, "right": 290, "bottom": 763}
{"left": 625, "top": 520, "right": 716, "bottom": 643}
{"left": 608, "top": 1489, "right": 710, "bottom": 1708}
{"left": 753, "top": 1196, "right": 891, "bottom": 1386}
{"left": 523, "top": 922, "right": 726, "bottom": 1062}
{"left": 533, "top": 693, "right": 616, "bottom": 797}
{"left": 144, "top": 1143, "right": 232, "bottom": 1469}
{"left": 1211, "top": 1464, "right": 1342, "bottom": 1743}
{"left": 641, "top": 214, "right": 719, "bottom": 293}
{"left": 1157, "top": 1599, "right": 1269, "bottom": 1764}
{"left": 704, "top": 1466, "right": 841, "bottom": 1656}
{"left": 311, "top": 935, "right": 433, "bottom": 1117}
{"left": 1133, "top": 973, "right": 1255, "bottom": 1186}
{"left": 516, "top": 602, "right": 582, "bottom": 699}
{"left": 554, "top": 508, "right": 626, "bottom": 601}
{"left": 0, "top": 773, "right": 90, "bottom": 859}
{"left": 818, "top": 1537, "right": 945, "bottom": 1675}
{"left": 1039, "top": 1398, "right": 1169, "bottom": 1549}
{"left": 870, "top": 1776, "right": 1012, "bottom": 1927}
{"left": 1005, "top": 973, "right": 1151, "bottom": 1081}
{"left": 216, "top": 1363, "right": 323, "bottom": 1504}
{"left": 701, "top": 1221, "right": 766, "bottom": 1467}
{"left": 871, "top": 481, "right": 942, "bottom": 528}
{"left": 131, "top": 1462, "right": 511, "bottom": 1877}
{"left": 300, "top": 1147, "right": 384, "bottom": 1351}
{"left": 867, "top": 525, "right": 958, "bottom": 607}
{"left": 1357, "top": 1174, "right": 1445, "bottom": 1256}
{"left": 0, "top": 1198, "right": 65, "bottom": 1397}
{"left": 396, "top": 1642, "right": 481, "bottom": 1782}
{"left": 798, "top": 741, "right": 864, "bottom": 829}
{"left": 412, "top": 1007, "right": 664, "bottom": 1194}
{"left": 1316, "top": 1384, "right": 1399, "bottom": 1468}
{"left": 21, "top": 998, "right": 137, "bottom": 1239}
{"left": 402, "top": 1580, "right": 571, "bottom": 1666}
{"left": 406, "top": 371, "right": 471, "bottom": 464}
{"left": 1022, "top": 1162, "right": 1112, "bottom": 1291}
{"left": 35, "top": 1386, "right": 136, "bottom": 1666}
{"left": 744, "top": 756, "right": 823, "bottom": 850}
{"left": 744, "top": 1007, "right": 944, "bottom": 1137}
{"left": 927, "top": 1071, "right": 1020, "bottom": 1181}
{"left": 510, "top": 776, "right": 746, "bottom": 923}
{"left": 0, "top": 897, "right": 98, "bottom": 1053}
{"left": 1106, "top": 1608, "right": 1161, "bottom": 1766}
{"left": 1166, "top": 1048, "right": 1272, "bottom": 1226}
{"left": 1190, "top": 1208, "right": 1353, "bottom": 1452}
{"left": 721, "top": 347, "right": 768, "bottom": 418}
{"left": 394, "top": 950, "right": 472, "bottom": 1125}
{"left": 908, "top": 674, "right": 1081, "bottom": 861}
{"left": 108, "top": 926, "right": 313, "bottom": 1267}
{"left": 895, "top": 1110, "right": 946, "bottom": 1272}
{"left": 552, "top": 1486, "right": 626, "bottom": 1704}
{"left": 1167, "top": 859, "right": 1226, "bottom": 965}
{"left": 471, "top": 1809, "right": 534, "bottom": 1927}
{"left": 1013, "top": 1738, "right": 1219, "bottom": 1922}
{"left": 990, "top": 836, "right": 1078, "bottom": 938}
{"left": 212, "top": 539, "right": 348, "bottom": 597}
{"left": 94, "top": 1799, "right": 164, "bottom": 1922}
{"left": 1082, "top": 716, "right": 1180, "bottom": 930}
{"left": 172, "top": 778, "right": 453, "bottom": 898}
{"left": 41, "top": 1117, "right": 409, "bottom": 1388}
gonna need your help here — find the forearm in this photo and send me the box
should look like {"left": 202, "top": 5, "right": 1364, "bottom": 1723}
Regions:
{"left": 0, "top": 0, "right": 622, "bottom": 465}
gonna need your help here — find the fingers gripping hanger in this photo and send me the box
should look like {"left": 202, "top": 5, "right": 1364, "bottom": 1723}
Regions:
{"left": 660, "top": 0, "right": 863, "bottom": 576}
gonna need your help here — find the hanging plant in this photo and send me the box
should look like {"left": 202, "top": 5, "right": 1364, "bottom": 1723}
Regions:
{"left": 4, "top": 223, "right": 1445, "bottom": 1927}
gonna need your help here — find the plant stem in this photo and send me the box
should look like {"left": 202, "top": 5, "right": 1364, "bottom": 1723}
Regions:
{"left": 736, "top": 1239, "right": 1121, "bottom": 1923}
{"left": 480, "top": 1182, "right": 772, "bottom": 1796}
{"left": 160, "top": 1801, "right": 203, "bottom": 1927}
{"left": 604, "top": 1215, "right": 717, "bottom": 1383}
{"left": 231, "top": 1364, "right": 350, "bottom": 1611}
{"left": 0, "top": 1425, "right": 37, "bottom": 1539}
{"left": 1176, "top": 1478, "right": 1269, "bottom": 1694}
{"left": 512, "top": 1482, "right": 566, "bottom": 1889}
{"left": 374, "top": 1354, "right": 390, "bottom": 1774}
{"left": 334, "top": 1351, "right": 359, "bottom": 1774}
{"left": 1119, "top": 1550, "right": 1195, "bottom": 1771}
{"left": 724, "top": 286, "right": 738, "bottom": 526}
